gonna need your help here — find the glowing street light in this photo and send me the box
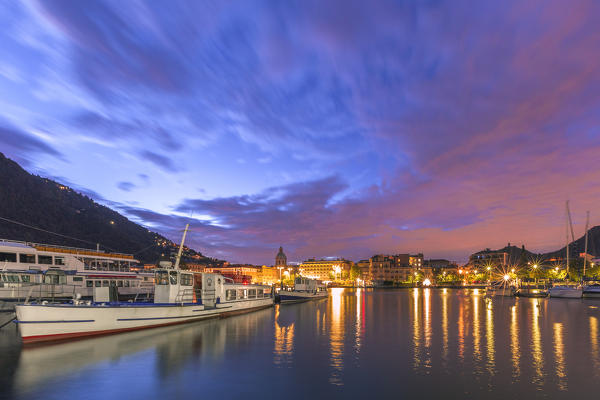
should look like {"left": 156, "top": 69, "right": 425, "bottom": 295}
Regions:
{"left": 503, "top": 274, "right": 510, "bottom": 281}
{"left": 533, "top": 264, "right": 538, "bottom": 269}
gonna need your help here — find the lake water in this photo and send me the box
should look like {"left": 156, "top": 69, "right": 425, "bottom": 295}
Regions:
{"left": 1, "top": 288, "right": 600, "bottom": 399}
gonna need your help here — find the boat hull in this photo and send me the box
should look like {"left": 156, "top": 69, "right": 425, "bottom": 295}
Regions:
{"left": 548, "top": 287, "right": 582, "bottom": 299}
{"left": 515, "top": 289, "right": 548, "bottom": 298}
{"left": 16, "top": 298, "right": 273, "bottom": 344}
{"left": 278, "top": 291, "right": 328, "bottom": 304}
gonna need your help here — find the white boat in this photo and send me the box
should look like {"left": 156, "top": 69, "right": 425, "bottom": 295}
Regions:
{"left": 548, "top": 285, "right": 582, "bottom": 298}
{"left": 0, "top": 239, "right": 153, "bottom": 306}
{"left": 583, "top": 284, "right": 600, "bottom": 298}
{"left": 278, "top": 277, "right": 328, "bottom": 304}
{"left": 16, "top": 270, "right": 273, "bottom": 344}
{"left": 14, "top": 225, "right": 274, "bottom": 344}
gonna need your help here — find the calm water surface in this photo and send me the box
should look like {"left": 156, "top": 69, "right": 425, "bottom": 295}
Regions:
{"left": 1, "top": 288, "right": 600, "bottom": 399}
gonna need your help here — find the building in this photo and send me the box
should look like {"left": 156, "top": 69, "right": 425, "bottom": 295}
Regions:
{"left": 356, "top": 259, "right": 371, "bottom": 282}
{"left": 299, "top": 258, "right": 352, "bottom": 281}
{"left": 423, "top": 259, "right": 459, "bottom": 276}
{"left": 367, "top": 253, "right": 425, "bottom": 284}
{"left": 260, "top": 265, "right": 280, "bottom": 285}
{"left": 203, "top": 265, "right": 261, "bottom": 283}
{"left": 275, "top": 246, "right": 287, "bottom": 268}
{"left": 468, "top": 249, "right": 509, "bottom": 267}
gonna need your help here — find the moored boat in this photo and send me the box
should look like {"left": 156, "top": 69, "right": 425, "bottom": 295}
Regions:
{"left": 515, "top": 284, "right": 548, "bottom": 298}
{"left": 14, "top": 225, "right": 274, "bottom": 344}
{"left": 583, "top": 283, "right": 600, "bottom": 298}
{"left": 549, "top": 284, "right": 582, "bottom": 298}
{"left": 277, "top": 277, "right": 327, "bottom": 304}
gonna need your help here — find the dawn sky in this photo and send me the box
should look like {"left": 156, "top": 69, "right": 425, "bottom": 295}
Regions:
{"left": 1, "top": 0, "right": 599, "bottom": 264}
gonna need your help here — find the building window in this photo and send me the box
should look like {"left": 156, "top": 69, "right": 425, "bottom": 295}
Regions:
{"left": 0, "top": 252, "right": 17, "bottom": 262}
{"left": 38, "top": 255, "right": 53, "bottom": 265}
{"left": 19, "top": 254, "right": 35, "bottom": 263}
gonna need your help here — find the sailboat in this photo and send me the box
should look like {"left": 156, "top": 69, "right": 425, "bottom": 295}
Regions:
{"left": 15, "top": 224, "right": 274, "bottom": 344}
{"left": 549, "top": 201, "right": 582, "bottom": 299}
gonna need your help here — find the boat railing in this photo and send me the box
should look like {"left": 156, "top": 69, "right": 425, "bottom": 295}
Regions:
{"left": 175, "top": 288, "right": 195, "bottom": 304}
{"left": 133, "top": 287, "right": 154, "bottom": 302}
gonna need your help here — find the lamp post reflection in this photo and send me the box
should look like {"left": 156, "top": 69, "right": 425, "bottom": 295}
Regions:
{"left": 553, "top": 322, "right": 567, "bottom": 391}
{"left": 531, "top": 300, "right": 544, "bottom": 387}
{"left": 412, "top": 288, "right": 421, "bottom": 370}
{"left": 591, "top": 316, "right": 599, "bottom": 377}
{"left": 510, "top": 304, "right": 520, "bottom": 380}
{"left": 329, "top": 287, "right": 345, "bottom": 385}
{"left": 485, "top": 301, "right": 495, "bottom": 376}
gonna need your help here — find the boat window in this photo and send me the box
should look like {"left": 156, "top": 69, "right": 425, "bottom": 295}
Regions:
{"left": 8, "top": 275, "right": 20, "bottom": 283}
{"left": 21, "top": 275, "right": 30, "bottom": 283}
{"left": 95, "top": 281, "right": 101, "bottom": 287}
{"left": 226, "top": 289, "right": 236, "bottom": 301}
{"left": 44, "top": 274, "right": 60, "bottom": 284}
{"left": 124, "top": 280, "right": 130, "bottom": 287}
{"left": 102, "top": 280, "right": 109, "bottom": 287}
{"left": 180, "top": 274, "right": 193, "bottom": 286}
{"left": 73, "top": 277, "right": 83, "bottom": 282}
{"left": 117, "top": 280, "right": 123, "bottom": 287}
{"left": 110, "top": 280, "right": 116, "bottom": 286}
{"left": 169, "top": 271, "right": 178, "bottom": 285}
{"left": 86, "top": 280, "right": 93, "bottom": 287}
{"left": 38, "top": 255, "right": 53, "bottom": 265}
{"left": 257, "top": 289, "right": 264, "bottom": 297}
{"left": 237, "top": 289, "right": 245, "bottom": 299}
{"left": 155, "top": 271, "right": 169, "bottom": 285}
{"left": 0, "top": 252, "right": 17, "bottom": 263}
{"left": 54, "top": 257, "right": 65, "bottom": 266}
{"left": 248, "top": 289, "right": 257, "bottom": 298}
{"left": 19, "top": 254, "right": 36, "bottom": 263}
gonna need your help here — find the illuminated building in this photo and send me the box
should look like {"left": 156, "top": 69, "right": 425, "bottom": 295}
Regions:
{"left": 367, "top": 253, "right": 424, "bottom": 285}
{"left": 299, "top": 258, "right": 351, "bottom": 281}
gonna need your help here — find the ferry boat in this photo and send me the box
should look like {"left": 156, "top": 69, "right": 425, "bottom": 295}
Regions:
{"left": 14, "top": 226, "right": 274, "bottom": 344}
{"left": 277, "top": 277, "right": 328, "bottom": 304}
{"left": 0, "top": 239, "right": 153, "bottom": 309}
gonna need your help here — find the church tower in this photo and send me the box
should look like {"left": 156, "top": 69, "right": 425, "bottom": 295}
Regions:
{"left": 275, "top": 246, "right": 287, "bottom": 268}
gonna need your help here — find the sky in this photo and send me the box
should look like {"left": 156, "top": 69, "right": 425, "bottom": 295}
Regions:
{"left": 1, "top": 0, "right": 599, "bottom": 265}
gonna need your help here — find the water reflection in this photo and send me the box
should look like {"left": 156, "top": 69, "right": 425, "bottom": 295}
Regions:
{"left": 329, "top": 287, "right": 345, "bottom": 385}
{"left": 485, "top": 300, "right": 495, "bottom": 376}
{"left": 590, "top": 316, "right": 599, "bottom": 377}
{"left": 531, "top": 299, "right": 545, "bottom": 387}
{"left": 442, "top": 288, "right": 448, "bottom": 366}
{"left": 274, "top": 306, "right": 295, "bottom": 366}
{"left": 553, "top": 322, "right": 567, "bottom": 391}
{"left": 510, "top": 304, "right": 520, "bottom": 380}
{"left": 412, "top": 288, "right": 421, "bottom": 370}
{"left": 1, "top": 289, "right": 600, "bottom": 399}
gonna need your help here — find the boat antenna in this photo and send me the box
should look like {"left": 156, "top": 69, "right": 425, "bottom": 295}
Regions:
{"left": 174, "top": 224, "right": 189, "bottom": 270}
{"left": 583, "top": 211, "right": 590, "bottom": 278}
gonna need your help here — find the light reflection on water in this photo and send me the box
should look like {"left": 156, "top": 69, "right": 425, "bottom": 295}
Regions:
{"left": 1, "top": 289, "right": 600, "bottom": 399}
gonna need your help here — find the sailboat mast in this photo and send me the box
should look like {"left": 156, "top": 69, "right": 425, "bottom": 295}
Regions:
{"left": 584, "top": 211, "right": 590, "bottom": 278}
{"left": 174, "top": 224, "right": 190, "bottom": 270}
{"left": 566, "top": 201, "right": 570, "bottom": 275}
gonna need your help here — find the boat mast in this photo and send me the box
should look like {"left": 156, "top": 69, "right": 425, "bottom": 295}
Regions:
{"left": 565, "top": 201, "right": 570, "bottom": 276}
{"left": 174, "top": 224, "right": 190, "bottom": 270}
{"left": 583, "top": 211, "right": 590, "bottom": 278}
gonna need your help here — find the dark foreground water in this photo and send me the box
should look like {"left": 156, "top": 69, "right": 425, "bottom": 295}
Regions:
{"left": 1, "top": 288, "right": 600, "bottom": 399}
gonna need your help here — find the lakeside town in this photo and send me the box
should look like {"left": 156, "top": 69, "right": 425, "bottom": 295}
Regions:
{"left": 155, "top": 242, "right": 600, "bottom": 288}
